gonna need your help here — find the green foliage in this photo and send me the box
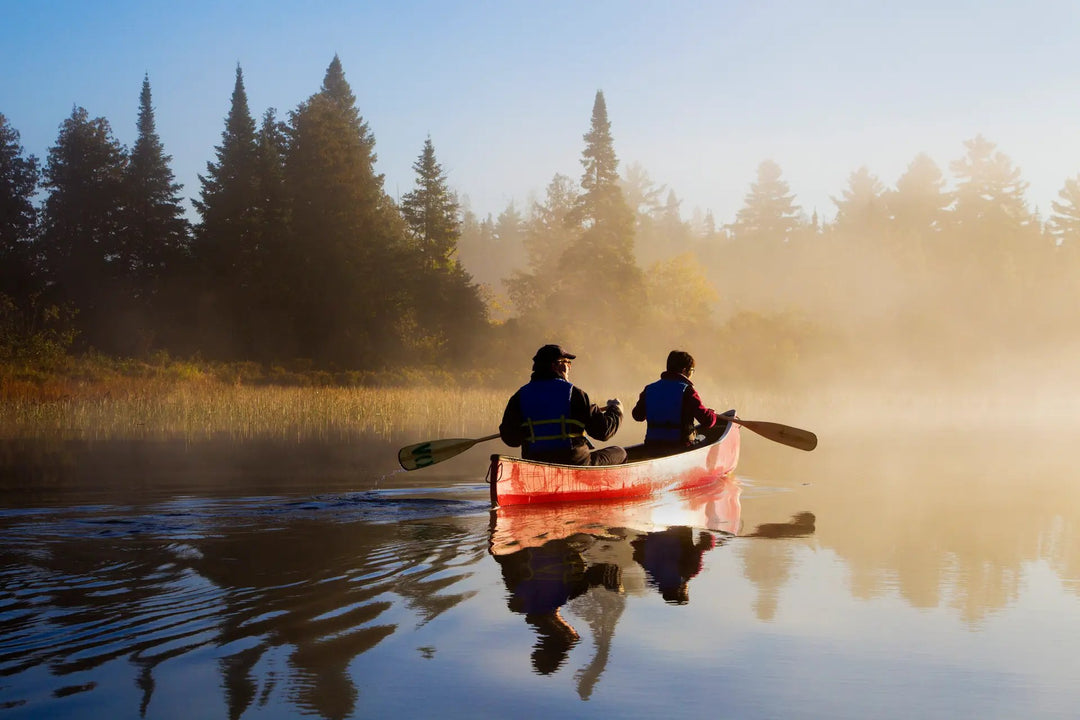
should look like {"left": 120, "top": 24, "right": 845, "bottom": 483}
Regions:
{"left": 506, "top": 91, "right": 642, "bottom": 351}
{"left": 400, "top": 137, "right": 461, "bottom": 270}
{"left": 192, "top": 65, "right": 263, "bottom": 358}
{"left": 398, "top": 137, "right": 488, "bottom": 364}
{"left": 124, "top": 74, "right": 191, "bottom": 283}
{"left": 6, "top": 70, "right": 1080, "bottom": 388}
{"left": 119, "top": 76, "right": 193, "bottom": 356}
{"left": 0, "top": 293, "right": 78, "bottom": 367}
{"left": 38, "top": 107, "right": 128, "bottom": 351}
{"left": 0, "top": 114, "right": 40, "bottom": 303}
{"left": 284, "top": 57, "right": 411, "bottom": 367}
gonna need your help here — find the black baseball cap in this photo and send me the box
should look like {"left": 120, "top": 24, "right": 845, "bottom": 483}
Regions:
{"left": 532, "top": 344, "right": 576, "bottom": 363}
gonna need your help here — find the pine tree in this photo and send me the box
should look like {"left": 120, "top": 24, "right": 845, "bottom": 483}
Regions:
{"left": 39, "top": 107, "right": 128, "bottom": 350}
{"left": 948, "top": 135, "right": 1040, "bottom": 323}
{"left": 491, "top": 201, "right": 527, "bottom": 282}
{"left": 194, "top": 65, "right": 259, "bottom": 275}
{"left": 241, "top": 108, "right": 292, "bottom": 361}
{"left": 123, "top": 75, "right": 190, "bottom": 294}
{"left": 192, "top": 65, "right": 260, "bottom": 358}
{"left": 398, "top": 136, "right": 488, "bottom": 363}
{"left": 557, "top": 90, "right": 642, "bottom": 342}
{"left": 831, "top": 166, "right": 888, "bottom": 234}
{"left": 949, "top": 135, "right": 1032, "bottom": 231}
{"left": 285, "top": 55, "right": 410, "bottom": 367}
{"left": 1048, "top": 175, "right": 1080, "bottom": 246}
{"left": 620, "top": 162, "right": 667, "bottom": 265}
{"left": 887, "top": 153, "right": 951, "bottom": 234}
{"left": 0, "top": 114, "right": 40, "bottom": 302}
{"left": 456, "top": 208, "right": 497, "bottom": 286}
{"left": 505, "top": 173, "right": 578, "bottom": 319}
{"left": 731, "top": 160, "right": 802, "bottom": 243}
{"left": 400, "top": 137, "right": 460, "bottom": 270}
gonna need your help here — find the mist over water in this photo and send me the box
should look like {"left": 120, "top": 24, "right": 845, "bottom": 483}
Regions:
{"left": 2, "top": 382, "right": 1078, "bottom": 718}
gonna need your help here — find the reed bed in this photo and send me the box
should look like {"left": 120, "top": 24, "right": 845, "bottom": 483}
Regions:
{"left": 1, "top": 380, "right": 510, "bottom": 444}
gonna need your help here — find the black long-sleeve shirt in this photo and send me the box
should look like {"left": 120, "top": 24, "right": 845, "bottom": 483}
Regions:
{"left": 500, "top": 370, "right": 622, "bottom": 464}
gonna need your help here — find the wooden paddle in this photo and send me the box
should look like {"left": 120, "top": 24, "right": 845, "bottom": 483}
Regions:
{"left": 398, "top": 433, "right": 501, "bottom": 471}
{"left": 723, "top": 415, "right": 817, "bottom": 451}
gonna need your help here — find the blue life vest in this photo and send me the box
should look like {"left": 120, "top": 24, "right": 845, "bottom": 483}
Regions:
{"left": 518, "top": 379, "right": 586, "bottom": 452}
{"left": 644, "top": 378, "right": 688, "bottom": 443}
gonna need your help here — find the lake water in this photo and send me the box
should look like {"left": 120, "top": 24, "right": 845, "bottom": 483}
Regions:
{"left": 1, "top": 424, "right": 1078, "bottom": 719}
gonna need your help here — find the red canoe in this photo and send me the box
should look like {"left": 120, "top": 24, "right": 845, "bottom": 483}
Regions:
{"left": 488, "top": 411, "right": 740, "bottom": 507}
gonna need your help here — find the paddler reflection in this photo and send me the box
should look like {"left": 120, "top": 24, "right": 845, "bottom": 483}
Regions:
{"left": 631, "top": 526, "right": 717, "bottom": 604}
{"left": 488, "top": 475, "right": 742, "bottom": 681}
{"left": 492, "top": 536, "right": 622, "bottom": 675}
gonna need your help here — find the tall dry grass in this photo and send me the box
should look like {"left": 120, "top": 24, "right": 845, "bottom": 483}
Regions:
{"left": 1, "top": 377, "right": 509, "bottom": 444}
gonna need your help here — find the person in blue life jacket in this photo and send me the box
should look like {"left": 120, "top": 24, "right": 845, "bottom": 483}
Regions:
{"left": 500, "top": 344, "right": 627, "bottom": 465}
{"left": 632, "top": 350, "right": 724, "bottom": 454}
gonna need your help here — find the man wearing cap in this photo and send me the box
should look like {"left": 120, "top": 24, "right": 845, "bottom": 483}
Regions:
{"left": 499, "top": 344, "right": 627, "bottom": 465}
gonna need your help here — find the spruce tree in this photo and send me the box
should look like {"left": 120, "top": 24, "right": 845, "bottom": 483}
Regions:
{"left": 887, "top": 153, "right": 951, "bottom": 234}
{"left": 558, "top": 90, "right": 642, "bottom": 342}
{"left": 39, "top": 107, "right": 128, "bottom": 350}
{"left": 399, "top": 137, "right": 488, "bottom": 364}
{"left": 949, "top": 135, "right": 1037, "bottom": 287}
{"left": 400, "top": 137, "right": 461, "bottom": 270}
{"left": 949, "top": 135, "right": 1032, "bottom": 232}
{"left": 193, "top": 65, "right": 258, "bottom": 278}
{"left": 731, "top": 160, "right": 802, "bottom": 243}
{"left": 193, "top": 65, "right": 260, "bottom": 357}
{"left": 123, "top": 75, "right": 190, "bottom": 294}
{"left": 505, "top": 174, "right": 578, "bottom": 319}
{"left": 1048, "top": 175, "right": 1080, "bottom": 246}
{"left": 242, "top": 108, "right": 292, "bottom": 361}
{"left": 0, "top": 114, "right": 40, "bottom": 302}
{"left": 285, "top": 55, "right": 409, "bottom": 367}
{"left": 831, "top": 166, "right": 888, "bottom": 235}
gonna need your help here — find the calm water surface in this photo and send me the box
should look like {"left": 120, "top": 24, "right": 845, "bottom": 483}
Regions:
{"left": 1, "top": 427, "right": 1077, "bottom": 719}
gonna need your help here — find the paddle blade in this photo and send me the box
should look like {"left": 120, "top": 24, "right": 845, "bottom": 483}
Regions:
{"left": 397, "top": 433, "right": 501, "bottom": 470}
{"left": 728, "top": 418, "right": 817, "bottom": 452}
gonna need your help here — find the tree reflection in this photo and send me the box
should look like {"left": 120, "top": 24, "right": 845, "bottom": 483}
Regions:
{"left": 0, "top": 498, "right": 489, "bottom": 720}
{"left": 739, "top": 512, "right": 818, "bottom": 620}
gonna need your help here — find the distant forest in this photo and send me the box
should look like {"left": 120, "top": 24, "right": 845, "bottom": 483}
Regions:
{"left": 2, "top": 56, "right": 1078, "bottom": 388}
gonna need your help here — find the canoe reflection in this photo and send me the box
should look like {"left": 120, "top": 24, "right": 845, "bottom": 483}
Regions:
{"left": 488, "top": 476, "right": 741, "bottom": 682}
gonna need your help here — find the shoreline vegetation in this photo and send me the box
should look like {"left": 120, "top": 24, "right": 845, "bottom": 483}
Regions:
{"left": 2, "top": 353, "right": 509, "bottom": 444}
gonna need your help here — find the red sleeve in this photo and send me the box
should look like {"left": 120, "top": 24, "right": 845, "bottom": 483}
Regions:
{"left": 683, "top": 387, "right": 717, "bottom": 429}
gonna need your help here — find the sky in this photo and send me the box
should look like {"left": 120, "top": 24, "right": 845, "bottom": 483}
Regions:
{"left": 3, "top": 0, "right": 1080, "bottom": 226}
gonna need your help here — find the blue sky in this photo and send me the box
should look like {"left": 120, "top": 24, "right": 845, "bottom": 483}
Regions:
{"left": 3, "top": 0, "right": 1079, "bottom": 224}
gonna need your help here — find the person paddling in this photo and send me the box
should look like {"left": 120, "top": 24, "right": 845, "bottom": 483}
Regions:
{"left": 500, "top": 344, "right": 626, "bottom": 465}
{"left": 632, "top": 350, "right": 724, "bottom": 454}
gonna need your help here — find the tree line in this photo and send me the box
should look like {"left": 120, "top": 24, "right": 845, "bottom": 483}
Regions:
{"left": 1, "top": 57, "right": 487, "bottom": 372}
{"left": 3, "top": 55, "right": 1078, "bottom": 386}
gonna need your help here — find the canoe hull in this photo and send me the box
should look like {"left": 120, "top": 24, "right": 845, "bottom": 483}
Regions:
{"left": 489, "top": 414, "right": 740, "bottom": 507}
{"left": 489, "top": 473, "right": 743, "bottom": 555}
